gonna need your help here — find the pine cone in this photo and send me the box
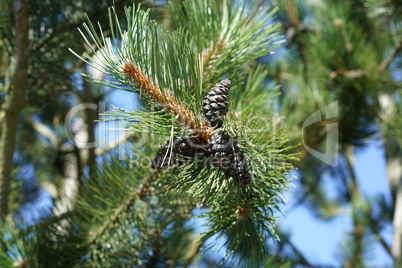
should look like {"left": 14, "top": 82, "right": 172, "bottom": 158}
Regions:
{"left": 151, "top": 139, "right": 183, "bottom": 169}
{"left": 151, "top": 137, "right": 208, "bottom": 169}
{"left": 203, "top": 79, "right": 231, "bottom": 128}
{"left": 152, "top": 79, "right": 252, "bottom": 187}
{"left": 173, "top": 137, "right": 201, "bottom": 156}
{"left": 209, "top": 133, "right": 252, "bottom": 186}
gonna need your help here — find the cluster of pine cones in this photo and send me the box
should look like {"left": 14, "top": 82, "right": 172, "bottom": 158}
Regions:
{"left": 151, "top": 80, "right": 252, "bottom": 187}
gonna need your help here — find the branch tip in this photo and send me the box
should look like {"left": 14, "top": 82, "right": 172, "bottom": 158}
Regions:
{"left": 236, "top": 205, "right": 252, "bottom": 220}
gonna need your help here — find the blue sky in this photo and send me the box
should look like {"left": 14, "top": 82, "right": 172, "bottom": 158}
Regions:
{"left": 280, "top": 139, "right": 393, "bottom": 267}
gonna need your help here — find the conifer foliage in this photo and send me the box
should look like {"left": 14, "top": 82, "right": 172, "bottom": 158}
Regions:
{"left": 70, "top": 1, "right": 294, "bottom": 265}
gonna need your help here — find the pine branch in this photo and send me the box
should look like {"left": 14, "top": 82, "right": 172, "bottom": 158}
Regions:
{"left": 72, "top": 5, "right": 210, "bottom": 139}
{"left": 170, "top": 0, "right": 281, "bottom": 89}
{"left": 78, "top": 156, "right": 197, "bottom": 266}
{"left": 72, "top": 2, "right": 293, "bottom": 265}
{"left": 249, "top": 0, "right": 265, "bottom": 19}
{"left": 121, "top": 61, "right": 212, "bottom": 141}
{"left": 202, "top": 39, "right": 225, "bottom": 75}
{"left": 88, "top": 171, "right": 156, "bottom": 245}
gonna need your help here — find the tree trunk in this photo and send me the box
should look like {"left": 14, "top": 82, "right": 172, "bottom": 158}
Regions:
{"left": 379, "top": 93, "right": 402, "bottom": 262}
{"left": 390, "top": 157, "right": 402, "bottom": 262}
{"left": 0, "top": 0, "right": 28, "bottom": 216}
{"left": 82, "top": 74, "right": 96, "bottom": 177}
{"left": 53, "top": 146, "right": 81, "bottom": 215}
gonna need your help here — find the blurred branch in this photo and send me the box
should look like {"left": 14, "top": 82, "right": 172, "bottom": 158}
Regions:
{"left": 82, "top": 70, "right": 96, "bottom": 176}
{"left": 329, "top": 50, "right": 386, "bottom": 122}
{"left": 344, "top": 147, "right": 365, "bottom": 268}
{"left": 283, "top": 0, "right": 308, "bottom": 79}
{"left": 89, "top": 171, "right": 156, "bottom": 245}
{"left": 184, "top": 237, "right": 203, "bottom": 267}
{"left": 385, "top": 80, "right": 402, "bottom": 87}
{"left": 286, "top": 172, "right": 323, "bottom": 214}
{"left": 24, "top": 116, "right": 59, "bottom": 146}
{"left": 346, "top": 83, "right": 387, "bottom": 122}
{"left": 148, "top": 231, "right": 162, "bottom": 267}
{"left": 379, "top": 37, "right": 402, "bottom": 73}
{"left": 278, "top": 230, "right": 320, "bottom": 268}
{"left": 367, "top": 212, "right": 392, "bottom": 257}
{"left": 345, "top": 148, "right": 360, "bottom": 197}
{"left": 287, "top": 242, "right": 318, "bottom": 268}
{"left": 393, "top": 183, "right": 402, "bottom": 263}
{"left": 94, "top": 132, "right": 137, "bottom": 156}
{"left": 32, "top": 0, "right": 126, "bottom": 52}
{"left": 27, "top": 110, "right": 137, "bottom": 158}
{"left": 285, "top": 0, "right": 299, "bottom": 27}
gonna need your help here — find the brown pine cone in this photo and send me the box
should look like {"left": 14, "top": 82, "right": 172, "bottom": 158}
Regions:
{"left": 209, "top": 133, "right": 252, "bottom": 186}
{"left": 203, "top": 79, "right": 231, "bottom": 128}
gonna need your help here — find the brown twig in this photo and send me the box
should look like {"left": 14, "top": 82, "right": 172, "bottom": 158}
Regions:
{"left": 121, "top": 61, "right": 212, "bottom": 141}
{"left": 284, "top": 0, "right": 309, "bottom": 80}
{"left": 286, "top": 0, "right": 299, "bottom": 27}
